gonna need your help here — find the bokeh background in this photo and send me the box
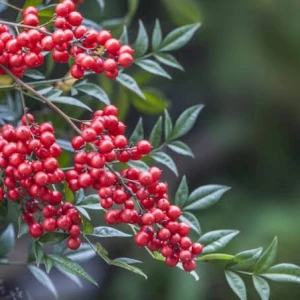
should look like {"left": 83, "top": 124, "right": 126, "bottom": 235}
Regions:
{"left": 1, "top": 0, "right": 300, "bottom": 299}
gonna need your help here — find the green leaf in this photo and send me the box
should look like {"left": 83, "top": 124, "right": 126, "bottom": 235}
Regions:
{"left": 127, "top": 160, "right": 149, "bottom": 172}
{"left": 23, "top": 0, "right": 42, "bottom": 8}
{"left": 43, "top": 255, "right": 54, "bottom": 273}
{"left": 151, "top": 151, "right": 178, "bottom": 176}
{"left": 110, "top": 260, "right": 147, "bottom": 279}
{"left": 168, "top": 141, "right": 194, "bottom": 158}
{"left": 28, "top": 265, "right": 58, "bottom": 299}
{"left": 149, "top": 116, "right": 163, "bottom": 148}
{"left": 92, "top": 226, "right": 132, "bottom": 238}
{"left": 0, "top": 201, "right": 8, "bottom": 218}
{"left": 36, "top": 86, "right": 54, "bottom": 95}
{"left": 179, "top": 211, "right": 201, "bottom": 235}
{"left": 152, "top": 19, "right": 162, "bottom": 51}
{"left": 119, "top": 26, "right": 129, "bottom": 45}
{"left": 130, "top": 118, "right": 144, "bottom": 144}
{"left": 96, "top": 242, "right": 109, "bottom": 256}
{"left": 75, "top": 189, "right": 84, "bottom": 205}
{"left": 169, "top": 104, "right": 204, "bottom": 140}
{"left": 154, "top": 53, "right": 184, "bottom": 71}
{"left": 230, "top": 248, "right": 263, "bottom": 272}
{"left": 0, "top": 224, "right": 15, "bottom": 258}
{"left": 261, "top": 263, "right": 300, "bottom": 283}
{"left": 131, "top": 89, "right": 169, "bottom": 115}
{"left": 112, "top": 257, "right": 142, "bottom": 264}
{"left": 76, "top": 206, "right": 91, "bottom": 220}
{"left": 82, "top": 215, "right": 94, "bottom": 234}
{"left": 39, "top": 233, "right": 69, "bottom": 244}
{"left": 65, "top": 243, "right": 97, "bottom": 262}
{"left": 134, "top": 20, "right": 149, "bottom": 57}
{"left": 253, "top": 276, "right": 270, "bottom": 300}
{"left": 76, "top": 83, "right": 110, "bottom": 105}
{"left": 175, "top": 176, "right": 189, "bottom": 207}
{"left": 164, "top": 109, "right": 173, "bottom": 141}
{"left": 136, "top": 59, "right": 171, "bottom": 79}
{"left": 38, "top": 4, "right": 56, "bottom": 23}
{"left": 49, "top": 254, "right": 98, "bottom": 286}
{"left": 127, "top": 0, "right": 140, "bottom": 19}
{"left": 116, "top": 73, "right": 145, "bottom": 100}
{"left": 24, "top": 69, "right": 45, "bottom": 80}
{"left": 254, "top": 237, "right": 278, "bottom": 274}
{"left": 56, "top": 139, "right": 74, "bottom": 153}
{"left": 18, "top": 216, "right": 28, "bottom": 238}
{"left": 184, "top": 185, "right": 231, "bottom": 211}
{"left": 196, "top": 253, "right": 234, "bottom": 262}
{"left": 78, "top": 194, "right": 102, "bottom": 210}
{"left": 63, "top": 181, "right": 75, "bottom": 203}
{"left": 159, "top": 23, "right": 201, "bottom": 52}
{"left": 48, "top": 96, "right": 92, "bottom": 112}
{"left": 56, "top": 265, "right": 83, "bottom": 288}
{"left": 199, "top": 230, "right": 239, "bottom": 255}
{"left": 33, "top": 242, "right": 44, "bottom": 267}
{"left": 225, "top": 270, "right": 247, "bottom": 300}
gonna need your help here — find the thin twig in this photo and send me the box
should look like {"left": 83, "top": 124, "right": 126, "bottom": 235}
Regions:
{"left": 0, "top": 20, "right": 51, "bottom": 35}
{"left": 0, "top": 0, "right": 22, "bottom": 12}
{"left": 18, "top": 87, "right": 28, "bottom": 126}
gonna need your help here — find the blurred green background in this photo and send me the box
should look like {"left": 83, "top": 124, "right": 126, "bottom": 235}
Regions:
{"left": 2, "top": 0, "right": 300, "bottom": 299}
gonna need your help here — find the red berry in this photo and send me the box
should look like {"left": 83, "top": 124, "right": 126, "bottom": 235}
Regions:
{"left": 69, "top": 225, "right": 81, "bottom": 237}
{"left": 67, "top": 236, "right": 81, "bottom": 250}
{"left": 182, "top": 260, "right": 196, "bottom": 272}
{"left": 157, "top": 228, "right": 171, "bottom": 241}
{"left": 180, "top": 237, "right": 192, "bottom": 250}
{"left": 135, "top": 231, "right": 150, "bottom": 247}
{"left": 105, "top": 38, "right": 120, "bottom": 54}
{"left": 118, "top": 53, "right": 133, "bottom": 67}
{"left": 97, "top": 30, "right": 112, "bottom": 45}
{"left": 139, "top": 172, "right": 153, "bottom": 186}
{"left": 192, "top": 243, "right": 203, "bottom": 255}
{"left": 43, "top": 218, "right": 57, "bottom": 232}
{"left": 136, "top": 140, "right": 152, "bottom": 155}
{"left": 57, "top": 215, "right": 72, "bottom": 231}
{"left": 68, "top": 11, "right": 83, "bottom": 26}
{"left": 70, "top": 64, "right": 84, "bottom": 79}
{"left": 29, "top": 223, "right": 43, "bottom": 238}
{"left": 167, "top": 205, "right": 182, "bottom": 221}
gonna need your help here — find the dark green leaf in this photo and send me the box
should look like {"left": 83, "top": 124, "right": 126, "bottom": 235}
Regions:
{"left": 76, "top": 83, "right": 110, "bottom": 105}
{"left": 56, "top": 265, "right": 83, "bottom": 288}
{"left": 131, "top": 89, "right": 169, "bottom": 115}
{"left": 49, "top": 254, "right": 98, "bottom": 286}
{"left": 154, "top": 53, "right": 184, "bottom": 71}
{"left": 39, "top": 233, "right": 68, "bottom": 245}
{"left": 28, "top": 265, "right": 58, "bottom": 299}
{"left": 38, "top": 4, "right": 56, "bottom": 23}
{"left": 111, "top": 260, "right": 147, "bottom": 279}
{"left": 112, "top": 257, "right": 142, "bottom": 264}
{"left": 175, "top": 176, "right": 189, "bottom": 207}
{"left": 75, "top": 189, "right": 84, "bottom": 205}
{"left": 199, "top": 230, "right": 239, "bottom": 255}
{"left": 130, "top": 118, "right": 144, "bottom": 144}
{"left": 56, "top": 139, "right": 74, "bottom": 152}
{"left": 152, "top": 19, "right": 162, "bottom": 51}
{"left": 36, "top": 86, "right": 54, "bottom": 95}
{"left": 151, "top": 151, "right": 178, "bottom": 176}
{"left": 48, "top": 96, "right": 92, "bottom": 111}
{"left": 43, "top": 256, "right": 54, "bottom": 274}
{"left": 18, "top": 216, "right": 28, "bottom": 238}
{"left": 92, "top": 226, "right": 132, "bottom": 238}
{"left": 136, "top": 59, "right": 171, "bottom": 79}
{"left": 76, "top": 206, "right": 91, "bottom": 220}
{"left": 78, "top": 194, "right": 102, "bottom": 210}
{"left": 254, "top": 237, "right": 278, "bottom": 274}
{"left": 127, "top": 0, "right": 139, "bottom": 19}
{"left": 23, "top": 0, "right": 42, "bottom": 8}
{"left": 230, "top": 248, "right": 263, "bottom": 272}
{"left": 127, "top": 160, "right": 149, "bottom": 172}
{"left": 164, "top": 109, "right": 173, "bottom": 141}
{"left": 0, "top": 224, "right": 15, "bottom": 258}
{"left": 184, "top": 185, "right": 231, "bottom": 211}
{"left": 119, "top": 26, "right": 129, "bottom": 45}
{"left": 160, "top": 23, "right": 201, "bottom": 52}
{"left": 225, "top": 270, "right": 247, "bottom": 300}
{"left": 33, "top": 242, "right": 44, "bottom": 267}
{"left": 179, "top": 211, "right": 201, "bottom": 235}
{"left": 261, "top": 263, "right": 300, "bottom": 283}
{"left": 116, "top": 73, "right": 145, "bottom": 99}
{"left": 168, "top": 141, "right": 194, "bottom": 158}
{"left": 0, "top": 201, "right": 8, "bottom": 217}
{"left": 24, "top": 70, "right": 45, "bottom": 80}
{"left": 82, "top": 18, "right": 101, "bottom": 30}
{"left": 149, "top": 116, "right": 163, "bottom": 148}
{"left": 134, "top": 20, "right": 149, "bottom": 57}
{"left": 170, "top": 105, "right": 204, "bottom": 140}
{"left": 253, "top": 276, "right": 270, "bottom": 300}
{"left": 65, "top": 243, "right": 97, "bottom": 262}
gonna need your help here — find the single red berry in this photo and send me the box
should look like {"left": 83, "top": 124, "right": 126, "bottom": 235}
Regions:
{"left": 167, "top": 205, "right": 182, "bottom": 221}
{"left": 157, "top": 228, "right": 171, "bottom": 241}
{"left": 97, "top": 30, "right": 112, "bottom": 45}
{"left": 136, "top": 140, "right": 152, "bottom": 155}
{"left": 182, "top": 260, "right": 196, "bottom": 272}
{"left": 180, "top": 236, "right": 192, "bottom": 250}
{"left": 192, "top": 243, "right": 203, "bottom": 255}
{"left": 105, "top": 38, "right": 120, "bottom": 54}
{"left": 139, "top": 171, "right": 153, "bottom": 186}
{"left": 67, "top": 236, "right": 81, "bottom": 250}
{"left": 118, "top": 53, "right": 133, "bottom": 67}
{"left": 165, "top": 255, "right": 179, "bottom": 267}
{"left": 43, "top": 218, "right": 57, "bottom": 232}
{"left": 57, "top": 215, "right": 72, "bottom": 231}
{"left": 29, "top": 223, "right": 43, "bottom": 238}
{"left": 68, "top": 11, "right": 83, "bottom": 26}
{"left": 69, "top": 225, "right": 81, "bottom": 237}
{"left": 135, "top": 231, "right": 150, "bottom": 247}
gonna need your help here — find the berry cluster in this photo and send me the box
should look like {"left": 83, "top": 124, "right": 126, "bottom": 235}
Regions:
{"left": 65, "top": 104, "right": 203, "bottom": 272}
{"left": 0, "top": 115, "right": 82, "bottom": 250}
{"left": 0, "top": 0, "right": 134, "bottom": 79}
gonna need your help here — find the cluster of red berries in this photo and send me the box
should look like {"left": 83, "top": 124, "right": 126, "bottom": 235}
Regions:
{"left": 65, "top": 104, "right": 203, "bottom": 272}
{"left": 0, "top": 0, "right": 133, "bottom": 79}
{"left": 0, "top": 114, "right": 82, "bottom": 250}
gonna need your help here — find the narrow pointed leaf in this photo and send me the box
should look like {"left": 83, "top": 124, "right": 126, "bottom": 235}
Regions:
{"left": 130, "top": 118, "right": 144, "bottom": 144}
{"left": 76, "top": 83, "right": 110, "bottom": 105}
{"left": 33, "top": 242, "right": 44, "bottom": 267}
{"left": 151, "top": 151, "right": 178, "bottom": 176}
{"left": 78, "top": 194, "right": 102, "bottom": 210}
{"left": 253, "top": 276, "right": 270, "bottom": 300}
{"left": 96, "top": 0, "right": 105, "bottom": 10}
{"left": 43, "top": 256, "right": 54, "bottom": 274}
{"left": 230, "top": 248, "right": 263, "bottom": 271}
{"left": 112, "top": 258, "right": 142, "bottom": 264}
{"left": 152, "top": 19, "right": 162, "bottom": 50}
{"left": 116, "top": 73, "right": 145, "bottom": 99}
{"left": 56, "top": 265, "right": 83, "bottom": 288}
{"left": 49, "top": 96, "right": 92, "bottom": 111}
{"left": 180, "top": 211, "right": 201, "bottom": 235}
{"left": 92, "top": 226, "right": 132, "bottom": 238}
{"left": 170, "top": 105, "right": 203, "bottom": 140}
{"left": 127, "top": 160, "right": 149, "bottom": 171}
{"left": 184, "top": 185, "right": 231, "bottom": 211}
{"left": 168, "top": 140, "right": 194, "bottom": 158}
{"left": 49, "top": 254, "right": 98, "bottom": 286}
{"left": 38, "top": 233, "right": 68, "bottom": 244}
{"left": 111, "top": 260, "right": 147, "bottom": 279}
{"left": 160, "top": 23, "right": 201, "bottom": 52}
{"left": 175, "top": 175, "right": 189, "bottom": 207}
{"left": 154, "top": 53, "right": 184, "bottom": 71}
{"left": 65, "top": 243, "right": 97, "bottom": 262}
{"left": 261, "top": 263, "right": 300, "bottom": 283}
{"left": 149, "top": 116, "right": 163, "bottom": 148}
{"left": 18, "top": 216, "right": 28, "bottom": 238}
{"left": 28, "top": 265, "right": 58, "bottom": 299}
{"left": 136, "top": 59, "right": 171, "bottom": 79}
{"left": 24, "top": 69, "right": 45, "bottom": 80}
{"left": 134, "top": 20, "right": 148, "bottom": 57}
{"left": 164, "top": 109, "right": 173, "bottom": 141}
{"left": 56, "top": 139, "right": 74, "bottom": 152}
{"left": 119, "top": 26, "right": 129, "bottom": 44}
{"left": 225, "top": 270, "right": 247, "bottom": 300}
{"left": 254, "top": 237, "right": 278, "bottom": 274}
{"left": 199, "top": 230, "right": 239, "bottom": 254}
{"left": 0, "top": 224, "right": 15, "bottom": 258}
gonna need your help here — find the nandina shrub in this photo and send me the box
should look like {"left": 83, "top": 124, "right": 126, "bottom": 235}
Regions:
{"left": 0, "top": 1, "right": 299, "bottom": 299}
